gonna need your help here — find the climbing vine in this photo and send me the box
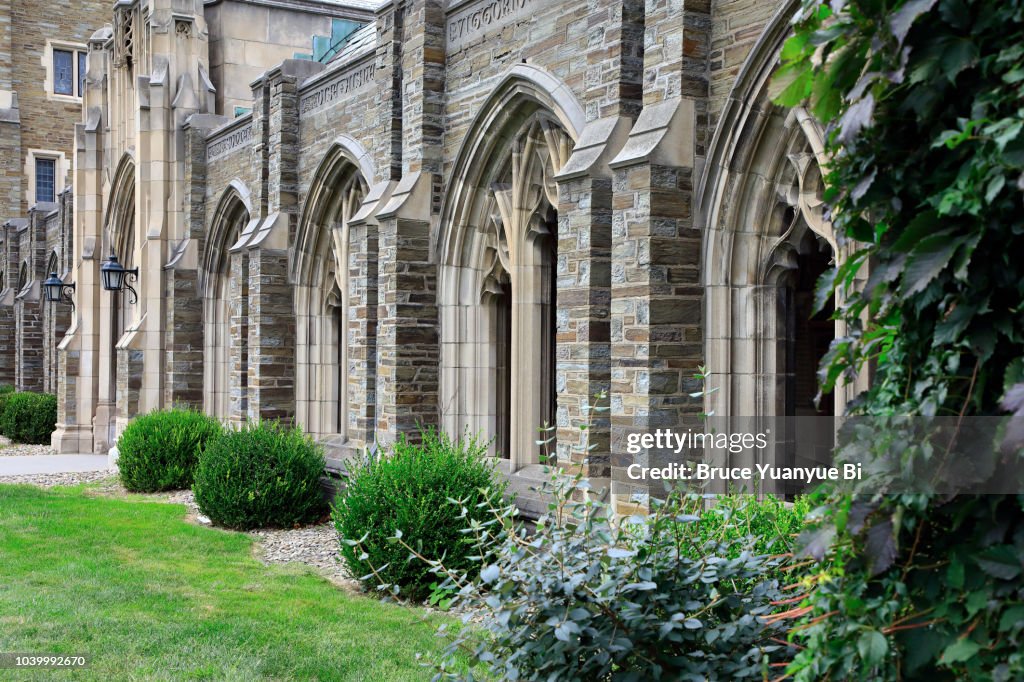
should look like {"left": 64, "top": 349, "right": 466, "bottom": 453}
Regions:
{"left": 774, "top": 0, "right": 1024, "bottom": 678}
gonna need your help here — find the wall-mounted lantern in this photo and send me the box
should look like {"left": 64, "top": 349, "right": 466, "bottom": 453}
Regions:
{"left": 100, "top": 253, "right": 139, "bottom": 304}
{"left": 43, "top": 272, "right": 76, "bottom": 312}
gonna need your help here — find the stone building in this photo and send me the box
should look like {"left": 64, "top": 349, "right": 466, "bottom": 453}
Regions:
{"left": 0, "top": 0, "right": 109, "bottom": 392}
{"left": 8, "top": 0, "right": 867, "bottom": 514}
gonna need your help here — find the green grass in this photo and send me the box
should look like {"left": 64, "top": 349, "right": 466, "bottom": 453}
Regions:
{"left": 0, "top": 483, "right": 454, "bottom": 681}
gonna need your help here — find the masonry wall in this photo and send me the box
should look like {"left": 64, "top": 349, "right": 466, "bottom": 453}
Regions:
{"left": 34, "top": 0, "right": 804, "bottom": 490}
{"left": 708, "top": 0, "right": 781, "bottom": 127}
{"left": 8, "top": 0, "right": 106, "bottom": 214}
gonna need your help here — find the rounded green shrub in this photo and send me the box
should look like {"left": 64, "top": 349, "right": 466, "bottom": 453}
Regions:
{"left": 117, "top": 408, "right": 223, "bottom": 492}
{"left": 0, "top": 392, "right": 57, "bottom": 444}
{"left": 0, "top": 384, "right": 17, "bottom": 436}
{"left": 193, "top": 421, "right": 326, "bottom": 530}
{"left": 333, "top": 429, "right": 507, "bottom": 601}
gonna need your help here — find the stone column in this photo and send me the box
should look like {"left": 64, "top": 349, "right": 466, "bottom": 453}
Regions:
{"left": 241, "top": 60, "right": 320, "bottom": 424}
{"left": 161, "top": 119, "right": 215, "bottom": 410}
{"left": 374, "top": 204, "right": 438, "bottom": 445}
{"left": 604, "top": 0, "right": 711, "bottom": 514}
{"left": 368, "top": 0, "right": 445, "bottom": 445}
{"left": 551, "top": 0, "right": 642, "bottom": 485}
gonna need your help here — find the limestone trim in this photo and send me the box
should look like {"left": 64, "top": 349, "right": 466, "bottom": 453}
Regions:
{"left": 698, "top": 0, "right": 868, "bottom": 424}
{"left": 294, "top": 139, "right": 371, "bottom": 443}
{"left": 437, "top": 70, "right": 577, "bottom": 470}
{"left": 436, "top": 63, "right": 583, "bottom": 261}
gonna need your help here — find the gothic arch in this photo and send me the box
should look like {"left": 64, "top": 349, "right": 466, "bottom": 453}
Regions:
{"left": 202, "top": 182, "right": 253, "bottom": 420}
{"left": 697, "top": 0, "right": 865, "bottom": 425}
{"left": 104, "top": 153, "right": 136, "bottom": 263}
{"left": 437, "top": 68, "right": 579, "bottom": 469}
{"left": 293, "top": 140, "right": 371, "bottom": 441}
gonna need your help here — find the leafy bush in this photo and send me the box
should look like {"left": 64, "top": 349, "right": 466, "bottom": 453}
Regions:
{"left": 681, "top": 493, "right": 809, "bottom": 563}
{"left": 354, "top": 472, "right": 798, "bottom": 681}
{"left": 117, "top": 408, "right": 223, "bottom": 492}
{"left": 0, "top": 384, "right": 16, "bottom": 436}
{"left": 0, "top": 392, "right": 57, "bottom": 444}
{"left": 774, "top": 1, "right": 1024, "bottom": 679}
{"left": 193, "top": 421, "right": 326, "bottom": 530}
{"left": 333, "top": 429, "right": 506, "bottom": 601}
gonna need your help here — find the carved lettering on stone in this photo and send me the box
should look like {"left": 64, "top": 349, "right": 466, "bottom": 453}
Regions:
{"left": 447, "top": 0, "right": 534, "bottom": 51}
{"left": 207, "top": 124, "right": 254, "bottom": 162}
{"left": 299, "top": 60, "right": 376, "bottom": 117}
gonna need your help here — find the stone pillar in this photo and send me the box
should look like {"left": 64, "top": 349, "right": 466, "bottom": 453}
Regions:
{"left": 367, "top": 0, "right": 445, "bottom": 446}
{"left": 345, "top": 209, "right": 380, "bottom": 450}
{"left": 551, "top": 0, "right": 642, "bottom": 484}
{"left": 246, "top": 246, "right": 293, "bottom": 422}
{"left": 0, "top": 222, "right": 16, "bottom": 386}
{"left": 241, "top": 60, "right": 319, "bottom": 424}
{"left": 374, "top": 204, "right": 438, "bottom": 445}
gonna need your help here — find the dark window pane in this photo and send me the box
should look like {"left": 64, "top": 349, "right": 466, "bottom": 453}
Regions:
{"left": 53, "top": 49, "right": 73, "bottom": 95}
{"left": 78, "top": 51, "right": 87, "bottom": 97}
{"left": 36, "top": 158, "right": 55, "bottom": 204}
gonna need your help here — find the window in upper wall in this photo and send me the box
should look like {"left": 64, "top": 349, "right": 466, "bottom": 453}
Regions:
{"left": 44, "top": 42, "right": 87, "bottom": 100}
{"left": 78, "top": 51, "right": 87, "bottom": 97}
{"left": 35, "top": 158, "right": 56, "bottom": 204}
{"left": 53, "top": 49, "right": 74, "bottom": 95}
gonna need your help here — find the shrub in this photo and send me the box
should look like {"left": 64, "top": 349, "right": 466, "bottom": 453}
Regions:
{"left": 0, "top": 384, "right": 16, "bottom": 436}
{"left": 117, "top": 408, "right": 223, "bottom": 492}
{"left": 193, "top": 421, "right": 326, "bottom": 530}
{"left": 0, "top": 392, "right": 57, "bottom": 444}
{"left": 684, "top": 493, "right": 810, "bottom": 560}
{"left": 333, "top": 429, "right": 506, "bottom": 601}
{"left": 355, "top": 471, "right": 798, "bottom": 680}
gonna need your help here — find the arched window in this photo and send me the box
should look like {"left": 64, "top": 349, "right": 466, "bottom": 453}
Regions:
{"left": 294, "top": 144, "right": 369, "bottom": 442}
{"left": 202, "top": 185, "right": 252, "bottom": 421}
{"left": 441, "top": 112, "right": 573, "bottom": 466}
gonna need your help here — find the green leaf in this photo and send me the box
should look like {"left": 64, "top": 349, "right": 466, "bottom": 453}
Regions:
{"left": 857, "top": 629, "right": 888, "bottom": 666}
{"left": 947, "top": 559, "right": 965, "bottom": 589}
{"left": 891, "top": 211, "right": 940, "bottom": 252}
{"left": 976, "top": 545, "right": 1022, "bottom": 580}
{"left": 890, "top": 0, "right": 938, "bottom": 44}
{"left": 998, "top": 605, "right": 1024, "bottom": 632}
{"left": 985, "top": 174, "right": 1006, "bottom": 203}
{"left": 900, "top": 234, "right": 963, "bottom": 296}
{"left": 940, "top": 638, "right": 981, "bottom": 665}
{"left": 940, "top": 39, "right": 978, "bottom": 81}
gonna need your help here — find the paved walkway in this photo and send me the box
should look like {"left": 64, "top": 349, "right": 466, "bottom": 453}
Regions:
{"left": 0, "top": 454, "right": 111, "bottom": 476}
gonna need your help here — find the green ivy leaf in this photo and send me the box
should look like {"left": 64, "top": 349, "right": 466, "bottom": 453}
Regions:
{"left": 900, "top": 234, "right": 963, "bottom": 296}
{"left": 976, "top": 545, "right": 1022, "bottom": 580}
{"left": 940, "top": 638, "right": 981, "bottom": 665}
{"left": 857, "top": 629, "right": 888, "bottom": 666}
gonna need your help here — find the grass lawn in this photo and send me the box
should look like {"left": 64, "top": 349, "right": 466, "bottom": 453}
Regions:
{"left": 0, "top": 483, "right": 455, "bottom": 680}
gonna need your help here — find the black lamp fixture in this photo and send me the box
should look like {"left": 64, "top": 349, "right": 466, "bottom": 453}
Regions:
{"left": 43, "top": 272, "right": 76, "bottom": 312}
{"left": 100, "top": 253, "right": 139, "bottom": 304}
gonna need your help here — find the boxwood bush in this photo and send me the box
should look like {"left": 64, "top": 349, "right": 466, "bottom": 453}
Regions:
{"left": 0, "top": 392, "right": 57, "bottom": 444}
{"left": 333, "top": 429, "right": 506, "bottom": 601}
{"left": 193, "top": 421, "right": 326, "bottom": 530}
{"left": 0, "top": 384, "right": 16, "bottom": 436}
{"left": 117, "top": 408, "right": 223, "bottom": 492}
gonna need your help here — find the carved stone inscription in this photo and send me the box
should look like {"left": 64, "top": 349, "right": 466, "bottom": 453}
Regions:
{"left": 299, "top": 61, "right": 375, "bottom": 117}
{"left": 207, "top": 124, "right": 253, "bottom": 162}
{"left": 447, "top": 0, "right": 535, "bottom": 50}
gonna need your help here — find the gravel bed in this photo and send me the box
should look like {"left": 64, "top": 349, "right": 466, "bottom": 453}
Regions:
{"left": 0, "top": 471, "right": 115, "bottom": 487}
{"left": 0, "top": 435, "right": 55, "bottom": 457}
